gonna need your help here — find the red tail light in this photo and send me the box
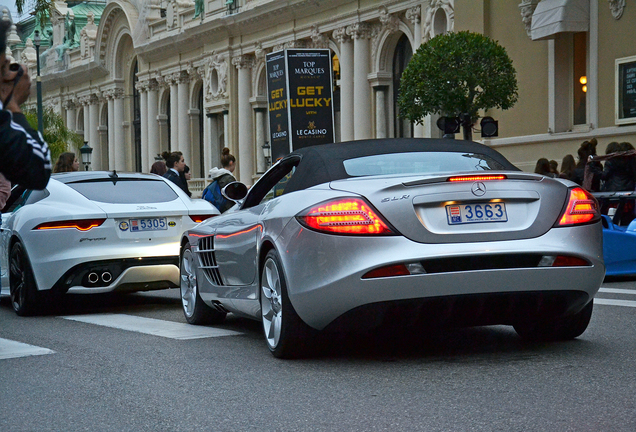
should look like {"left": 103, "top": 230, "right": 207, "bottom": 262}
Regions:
{"left": 362, "top": 264, "right": 410, "bottom": 279}
{"left": 35, "top": 219, "right": 106, "bottom": 231}
{"left": 297, "top": 198, "right": 395, "bottom": 235}
{"left": 556, "top": 187, "right": 600, "bottom": 226}
{"left": 189, "top": 215, "right": 217, "bottom": 223}
{"left": 448, "top": 174, "right": 507, "bottom": 182}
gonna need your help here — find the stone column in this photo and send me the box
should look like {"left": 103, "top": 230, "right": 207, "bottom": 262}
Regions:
{"left": 113, "top": 89, "right": 125, "bottom": 171}
{"left": 375, "top": 87, "right": 388, "bottom": 139}
{"left": 169, "top": 74, "right": 179, "bottom": 151}
{"left": 147, "top": 79, "right": 160, "bottom": 165}
{"left": 407, "top": 6, "right": 425, "bottom": 138}
{"left": 88, "top": 95, "right": 100, "bottom": 170}
{"left": 207, "top": 113, "right": 220, "bottom": 173}
{"left": 107, "top": 95, "right": 115, "bottom": 170}
{"left": 82, "top": 99, "right": 90, "bottom": 143}
{"left": 177, "top": 71, "right": 191, "bottom": 165}
{"left": 348, "top": 23, "right": 372, "bottom": 140}
{"left": 137, "top": 81, "right": 149, "bottom": 172}
{"left": 64, "top": 100, "right": 77, "bottom": 134}
{"left": 254, "top": 107, "right": 266, "bottom": 173}
{"left": 223, "top": 109, "right": 229, "bottom": 148}
{"left": 334, "top": 28, "right": 354, "bottom": 142}
{"left": 233, "top": 55, "right": 255, "bottom": 185}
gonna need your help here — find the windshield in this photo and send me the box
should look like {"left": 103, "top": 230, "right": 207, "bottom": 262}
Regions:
{"left": 343, "top": 152, "right": 508, "bottom": 177}
{"left": 67, "top": 179, "right": 179, "bottom": 204}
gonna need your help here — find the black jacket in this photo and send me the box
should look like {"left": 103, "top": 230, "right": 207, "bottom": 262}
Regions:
{"left": 163, "top": 169, "right": 191, "bottom": 197}
{"left": 0, "top": 101, "right": 51, "bottom": 189}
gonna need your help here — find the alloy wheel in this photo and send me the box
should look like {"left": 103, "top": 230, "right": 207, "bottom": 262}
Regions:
{"left": 181, "top": 248, "right": 197, "bottom": 318}
{"left": 261, "top": 257, "right": 283, "bottom": 349}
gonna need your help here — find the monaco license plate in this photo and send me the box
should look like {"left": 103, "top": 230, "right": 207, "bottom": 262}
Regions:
{"left": 130, "top": 217, "right": 167, "bottom": 232}
{"left": 446, "top": 203, "right": 508, "bottom": 225}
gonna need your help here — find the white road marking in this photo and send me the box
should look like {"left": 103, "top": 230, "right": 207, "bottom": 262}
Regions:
{"left": 60, "top": 314, "right": 242, "bottom": 340}
{"left": 599, "top": 287, "right": 636, "bottom": 295}
{"left": 594, "top": 298, "right": 636, "bottom": 308}
{"left": 0, "top": 338, "right": 55, "bottom": 360}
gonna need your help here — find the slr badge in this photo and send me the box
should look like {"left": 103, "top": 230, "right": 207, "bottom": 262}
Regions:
{"left": 471, "top": 182, "right": 486, "bottom": 197}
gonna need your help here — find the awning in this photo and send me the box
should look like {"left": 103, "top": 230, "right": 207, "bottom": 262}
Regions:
{"left": 531, "top": 0, "right": 590, "bottom": 41}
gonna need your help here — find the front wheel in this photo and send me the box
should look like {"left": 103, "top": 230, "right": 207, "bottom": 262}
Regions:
{"left": 514, "top": 301, "right": 594, "bottom": 341}
{"left": 180, "top": 242, "right": 226, "bottom": 325}
{"left": 9, "top": 241, "right": 40, "bottom": 316}
{"left": 260, "top": 250, "right": 315, "bottom": 358}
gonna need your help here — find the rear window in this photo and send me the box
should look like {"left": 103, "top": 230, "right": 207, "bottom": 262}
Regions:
{"left": 67, "top": 179, "right": 179, "bottom": 204}
{"left": 343, "top": 152, "right": 507, "bottom": 177}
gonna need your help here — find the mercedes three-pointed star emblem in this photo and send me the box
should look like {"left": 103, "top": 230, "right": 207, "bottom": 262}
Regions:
{"left": 471, "top": 182, "right": 486, "bottom": 196}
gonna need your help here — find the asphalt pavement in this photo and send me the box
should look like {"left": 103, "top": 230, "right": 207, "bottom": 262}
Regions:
{"left": 0, "top": 282, "right": 635, "bottom": 431}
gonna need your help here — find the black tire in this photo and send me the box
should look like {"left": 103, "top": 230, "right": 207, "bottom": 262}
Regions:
{"left": 514, "top": 301, "right": 594, "bottom": 341}
{"left": 260, "top": 250, "right": 315, "bottom": 359}
{"left": 180, "top": 242, "right": 226, "bottom": 325}
{"left": 9, "top": 241, "right": 41, "bottom": 316}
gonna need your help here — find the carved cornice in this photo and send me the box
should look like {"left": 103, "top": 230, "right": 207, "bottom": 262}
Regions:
{"left": 379, "top": 6, "right": 399, "bottom": 33}
{"left": 406, "top": 6, "right": 421, "bottom": 24}
{"left": 232, "top": 54, "right": 255, "bottom": 69}
{"left": 608, "top": 0, "right": 625, "bottom": 20}
{"left": 519, "top": 0, "right": 539, "bottom": 38}
{"left": 347, "top": 22, "right": 373, "bottom": 40}
{"left": 332, "top": 27, "right": 350, "bottom": 44}
{"left": 310, "top": 25, "right": 329, "bottom": 49}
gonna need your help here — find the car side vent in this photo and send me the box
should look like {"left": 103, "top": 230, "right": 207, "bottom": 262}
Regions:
{"left": 196, "top": 236, "right": 223, "bottom": 286}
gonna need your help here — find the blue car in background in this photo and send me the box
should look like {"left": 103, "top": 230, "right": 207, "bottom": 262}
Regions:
{"left": 594, "top": 192, "right": 636, "bottom": 276}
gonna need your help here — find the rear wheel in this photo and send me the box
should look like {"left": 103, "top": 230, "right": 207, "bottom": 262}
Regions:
{"left": 514, "top": 301, "right": 594, "bottom": 341}
{"left": 9, "top": 241, "right": 40, "bottom": 316}
{"left": 260, "top": 250, "right": 315, "bottom": 358}
{"left": 180, "top": 242, "right": 226, "bottom": 325}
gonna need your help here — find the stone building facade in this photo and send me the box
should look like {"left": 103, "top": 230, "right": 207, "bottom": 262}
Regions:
{"left": 6, "top": 0, "right": 636, "bottom": 181}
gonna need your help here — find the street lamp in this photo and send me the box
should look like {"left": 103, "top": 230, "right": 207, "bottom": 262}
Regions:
{"left": 79, "top": 141, "right": 93, "bottom": 171}
{"left": 33, "top": 30, "right": 44, "bottom": 135}
{"left": 262, "top": 140, "right": 271, "bottom": 169}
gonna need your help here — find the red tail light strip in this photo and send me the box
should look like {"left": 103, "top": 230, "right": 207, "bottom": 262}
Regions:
{"left": 189, "top": 215, "right": 217, "bottom": 223}
{"left": 557, "top": 187, "right": 600, "bottom": 226}
{"left": 448, "top": 175, "right": 507, "bottom": 182}
{"left": 35, "top": 219, "right": 106, "bottom": 231}
{"left": 298, "top": 198, "right": 394, "bottom": 235}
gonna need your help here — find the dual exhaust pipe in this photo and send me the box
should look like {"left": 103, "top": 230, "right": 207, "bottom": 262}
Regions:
{"left": 87, "top": 271, "right": 113, "bottom": 285}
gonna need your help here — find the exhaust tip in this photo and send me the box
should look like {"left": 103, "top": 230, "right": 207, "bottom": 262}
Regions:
{"left": 87, "top": 272, "right": 99, "bottom": 284}
{"left": 101, "top": 272, "right": 112, "bottom": 283}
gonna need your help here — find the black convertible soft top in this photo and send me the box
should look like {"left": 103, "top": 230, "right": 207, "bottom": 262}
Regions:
{"left": 282, "top": 138, "right": 519, "bottom": 194}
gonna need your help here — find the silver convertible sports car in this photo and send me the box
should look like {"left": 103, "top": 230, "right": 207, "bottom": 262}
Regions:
{"left": 1, "top": 171, "right": 218, "bottom": 315}
{"left": 179, "top": 139, "right": 605, "bottom": 358}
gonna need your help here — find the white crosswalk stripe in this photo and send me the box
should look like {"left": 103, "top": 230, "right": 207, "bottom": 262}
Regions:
{"left": 0, "top": 338, "right": 55, "bottom": 360}
{"left": 596, "top": 287, "right": 636, "bottom": 308}
{"left": 60, "top": 313, "right": 242, "bottom": 340}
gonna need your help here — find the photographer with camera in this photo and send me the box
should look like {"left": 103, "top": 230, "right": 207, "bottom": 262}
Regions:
{"left": 0, "top": 20, "right": 51, "bottom": 191}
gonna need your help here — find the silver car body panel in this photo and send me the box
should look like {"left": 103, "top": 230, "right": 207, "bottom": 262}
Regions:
{"left": 185, "top": 173, "right": 604, "bottom": 330}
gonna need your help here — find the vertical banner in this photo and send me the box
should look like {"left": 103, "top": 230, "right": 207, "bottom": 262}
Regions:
{"left": 266, "top": 51, "right": 290, "bottom": 162}
{"left": 266, "top": 49, "right": 334, "bottom": 162}
{"left": 286, "top": 49, "right": 335, "bottom": 150}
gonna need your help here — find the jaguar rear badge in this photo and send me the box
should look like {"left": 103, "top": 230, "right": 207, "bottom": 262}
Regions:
{"left": 471, "top": 182, "right": 486, "bottom": 196}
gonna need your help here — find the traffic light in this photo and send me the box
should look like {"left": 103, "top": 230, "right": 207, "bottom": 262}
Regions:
{"left": 436, "top": 116, "right": 461, "bottom": 135}
{"left": 480, "top": 116, "right": 498, "bottom": 137}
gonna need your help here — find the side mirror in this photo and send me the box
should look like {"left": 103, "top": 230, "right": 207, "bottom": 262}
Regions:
{"left": 222, "top": 181, "right": 248, "bottom": 202}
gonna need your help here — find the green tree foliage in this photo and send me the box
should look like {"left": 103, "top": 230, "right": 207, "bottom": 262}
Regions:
{"left": 24, "top": 107, "right": 83, "bottom": 162}
{"left": 398, "top": 31, "right": 518, "bottom": 140}
{"left": 14, "top": 0, "right": 52, "bottom": 22}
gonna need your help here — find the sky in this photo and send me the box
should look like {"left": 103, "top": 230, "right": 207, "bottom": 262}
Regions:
{"left": 0, "top": 0, "right": 25, "bottom": 22}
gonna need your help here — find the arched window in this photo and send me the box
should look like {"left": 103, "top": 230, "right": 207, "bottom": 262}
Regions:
{"left": 393, "top": 34, "right": 413, "bottom": 138}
